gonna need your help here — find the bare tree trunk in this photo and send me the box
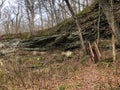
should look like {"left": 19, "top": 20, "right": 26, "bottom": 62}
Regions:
{"left": 15, "top": 13, "right": 19, "bottom": 34}
{"left": 10, "top": 19, "right": 14, "bottom": 34}
{"left": 99, "top": 0, "right": 120, "bottom": 43}
{"left": 25, "top": 0, "right": 35, "bottom": 36}
{"left": 86, "top": 0, "right": 89, "bottom": 6}
{"left": 38, "top": 0, "right": 43, "bottom": 30}
{"left": 47, "top": 14, "right": 51, "bottom": 28}
{"left": 78, "top": 0, "right": 81, "bottom": 12}
{"left": 64, "top": 0, "right": 86, "bottom": 53}
{"left": 58, "top": 1, "right": 68, "bottom": 20}
{"left": 15, "top": 2, "right": 23, "bottom": 34}
{"left": 4, "top": 21, "right": 10, "bottom": 35}
{"left": 31, "top": 11, "right": 35, "bottom": 35}
{"left": 97, "top": 3, "right": 101, "bottom": 45}
{"left": 71, "top": 1, "right": 77, "bottom": 14}
{"left": 83, "top": 0, "right": 86, "bottom": 9}
{"left": 51, "top": 0, "right": 59, "bottom": 24}
{"left": 108, "top": 0, "right": 116, "bottom": 62}
{"left": 99, "top": 0, "right": 117, "bottom": 66}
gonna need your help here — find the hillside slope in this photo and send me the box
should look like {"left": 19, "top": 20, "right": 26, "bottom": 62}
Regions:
{"left": 19, "top": 1, "right": 120, "bottom": 51}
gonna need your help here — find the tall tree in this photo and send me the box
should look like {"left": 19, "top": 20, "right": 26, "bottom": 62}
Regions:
{"left": 98, "top": 0, "right": 120, "bottom": 62}
{"left": 25, "top": 0, "right": 35, "bottom": 35}
{"left": 97, "top": 3, "right": 101, "bottom": 45}
{"left": 2, "top": 8, "right": 11, "bottom": 35}
{"left": 77, "top": 0, "right": 81, "bottom": 12}
{"left": 41, "top": 0, "right": 54, "bottom": 27}
{"left": 98, "top": 0, "right": 120, "bottom": 43}
{"left": 110, "top": 0, "right": 116, "bottom": 61}
{"left": 12, "top": 1, "right": 23, "bottom": 34}
{"left": 37, "top": 0, "right": 43, "bottom": 30}
{"left": 64, "top": 0, "right": 86, "bottom": 54}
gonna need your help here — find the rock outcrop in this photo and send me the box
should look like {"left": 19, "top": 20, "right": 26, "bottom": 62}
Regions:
{"left": 19, "top": 32, "right": 81, "bottom": 51}
{"left": 9, "top": 1, "right": 120, "bottom": 51}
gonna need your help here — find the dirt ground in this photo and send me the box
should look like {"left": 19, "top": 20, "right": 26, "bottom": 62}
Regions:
{"left": 0, "top": 48, "right": 120, "bottom": 90}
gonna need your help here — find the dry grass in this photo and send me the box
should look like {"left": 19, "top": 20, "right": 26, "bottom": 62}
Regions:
{"left": 0, "top": 49, "right": 120, "bottom": 90}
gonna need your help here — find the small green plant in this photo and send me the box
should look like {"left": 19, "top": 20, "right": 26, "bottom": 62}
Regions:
{"left": 59, "top": 86, "right": 66, "bottom": 90}
{"left": 37, "top": 57, "right": 44, "bottom": 61}
{"left": 58, "top": 84, "right": 73, "bottom": 90}
{"left": 97, "top": 57, "right": 113, "bottom": 67}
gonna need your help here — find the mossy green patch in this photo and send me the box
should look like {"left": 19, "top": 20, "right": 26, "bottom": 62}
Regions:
{"left": 97, "top": 57, "right": 113, "bottom": 67}
{"left": 99, "top": 40, "right": 112, "bottom": 49}
{"left": 20, "top": 32, "right": 31, "bottom": 40}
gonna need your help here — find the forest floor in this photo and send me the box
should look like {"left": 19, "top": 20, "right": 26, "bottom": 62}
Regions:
{"left": 0, "top": 47, "right": 120, "bottom": 90}
{"left": 0, "top": 1, "right": 120, "bottom": 90}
